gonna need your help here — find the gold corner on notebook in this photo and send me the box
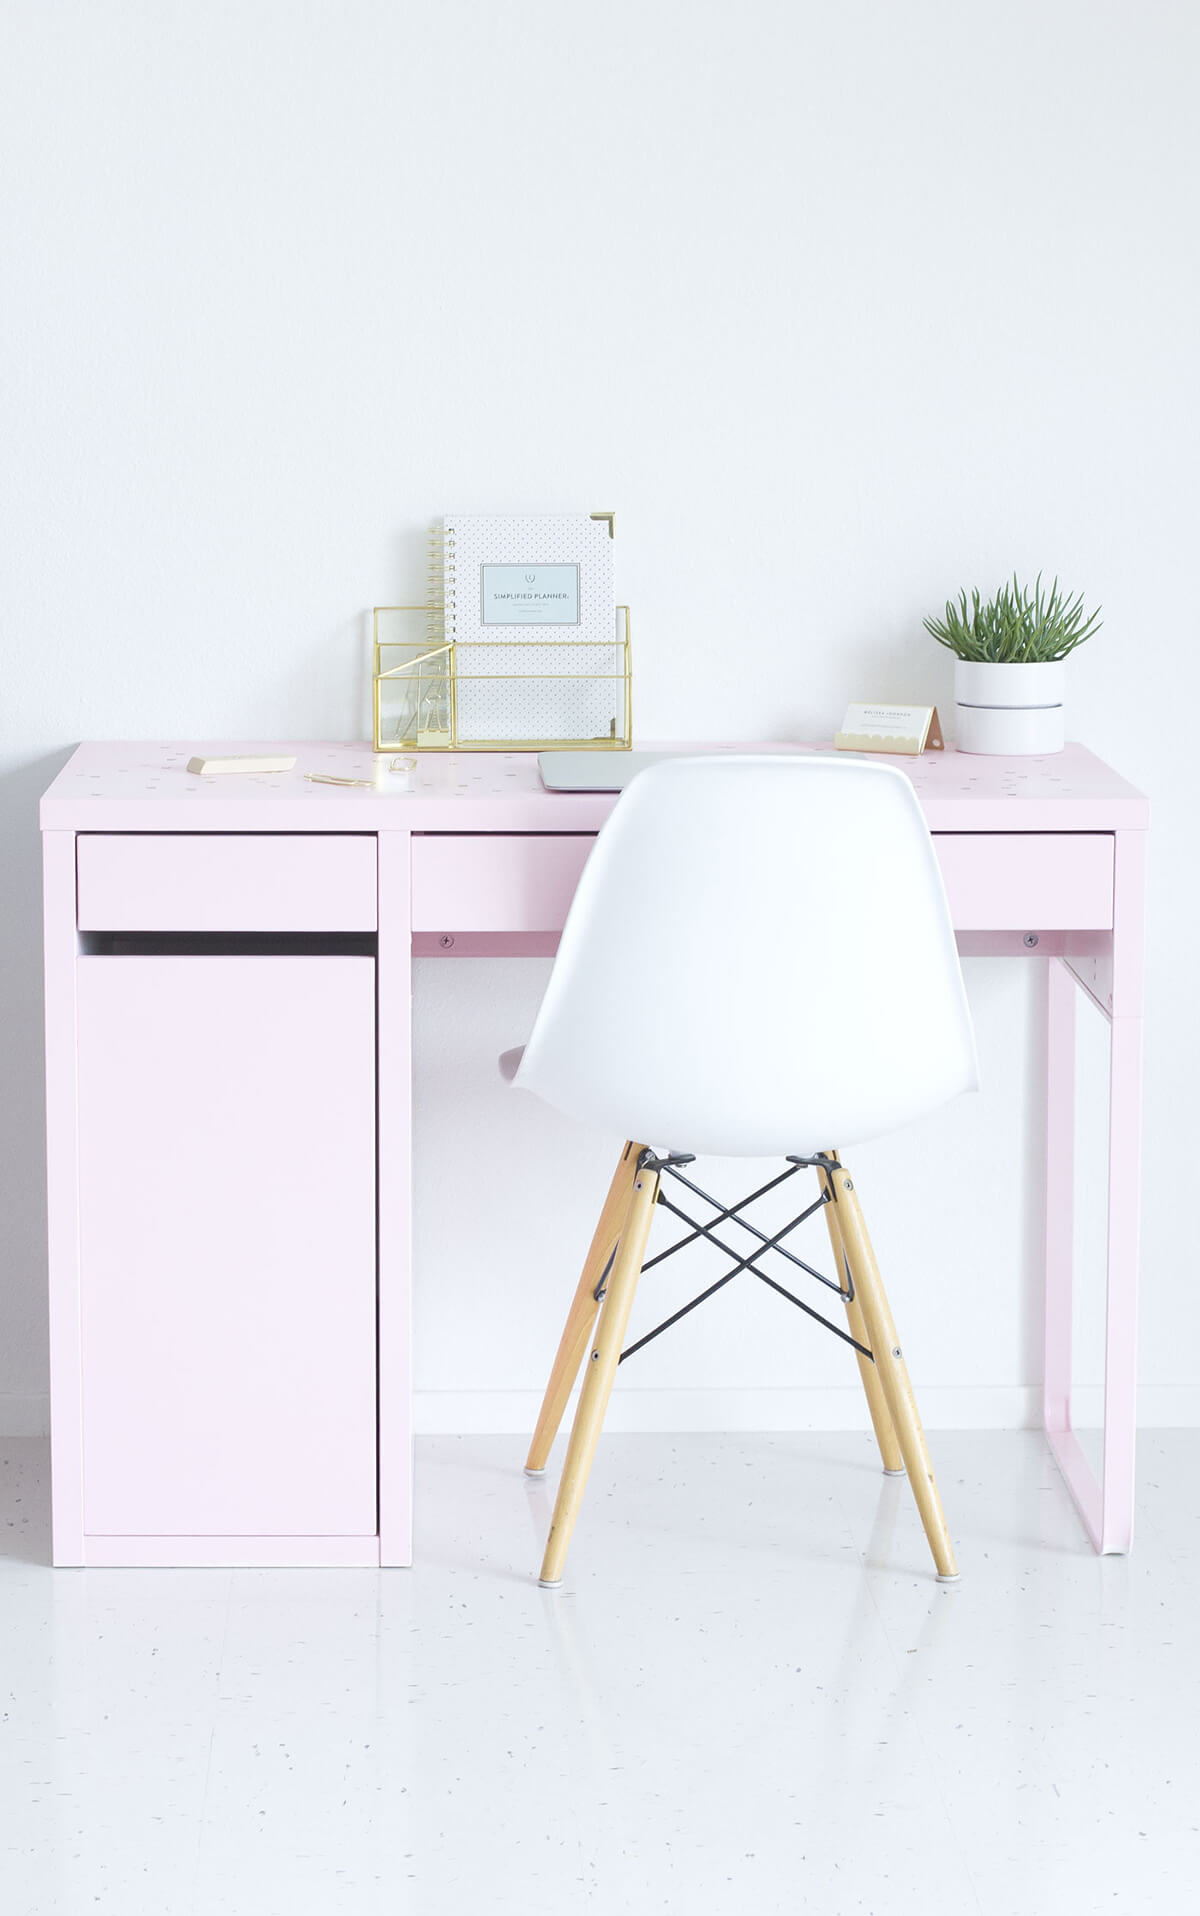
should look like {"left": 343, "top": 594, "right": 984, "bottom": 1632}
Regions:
{"left": 590, "top": 511, "right": 616, "bottom": 538}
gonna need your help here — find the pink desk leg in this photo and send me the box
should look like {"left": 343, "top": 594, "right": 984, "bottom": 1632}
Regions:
{"left": 1043, "top": 957, "right": 1077, "bottom": 1442}
{"left": 1044, "top": 829, "right": 1146, "bottom": 1554}
{"left": 378, "top": 831, "right": 414, "bottom": 1566}
{"left": 1098, "top": 830, "right": 1146, "bottom": 1551}
{"left": 43, "top": 831, "right": 84, "bottom": 1565}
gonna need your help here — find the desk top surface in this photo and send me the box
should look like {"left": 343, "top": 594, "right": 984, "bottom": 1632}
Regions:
{"left": 40, "top": 740, "right": 1149, "bottom": 832}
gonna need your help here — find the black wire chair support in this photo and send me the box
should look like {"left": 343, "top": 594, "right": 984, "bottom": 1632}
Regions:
{"left": 604, "top": 1151, "right": 874, "bottom": 1366}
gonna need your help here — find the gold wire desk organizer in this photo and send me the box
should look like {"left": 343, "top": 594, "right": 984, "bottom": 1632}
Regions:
{"left": 372, "top": 605, "right": 632, "bottom": 753}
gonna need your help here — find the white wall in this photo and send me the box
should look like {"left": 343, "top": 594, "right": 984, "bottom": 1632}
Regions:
{"left": 2, "top": 0, "right": 1197, "bottom": 1435}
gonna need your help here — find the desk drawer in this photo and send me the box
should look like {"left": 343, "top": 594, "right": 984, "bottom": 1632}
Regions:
{"left": 77, "top": 834, "right": 378, "bottom": 932}
{"left": 411, "top": 830, "right": 1114, "bottom": 937}
{"left": 934, "top": 833, "right": 1113, "bottom": 930}
{"left": 411, "top": 834, "right": 594, "bottom": 932}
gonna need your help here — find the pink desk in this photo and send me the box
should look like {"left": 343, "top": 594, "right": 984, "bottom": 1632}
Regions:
{"left": 40, "top": 741, "right": 1148, "bottom": 1567}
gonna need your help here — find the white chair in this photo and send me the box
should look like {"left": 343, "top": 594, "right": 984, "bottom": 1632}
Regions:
{"left": 503, "top": 754, "right": 979, "bottom": 1586}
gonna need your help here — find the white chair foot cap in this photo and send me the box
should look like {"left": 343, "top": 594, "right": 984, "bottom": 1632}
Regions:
{"left": 936, "top": 1572, "right": 961, "bottom": 1584}
{"left": 538, "top": 1577, "right": 564, "bottom": 1589}
{"left": 523, "top": 1466, "right": 546, "bottom": 1477}
{"left": 882, "top": 1467, "right": 906, "bottom": 1477}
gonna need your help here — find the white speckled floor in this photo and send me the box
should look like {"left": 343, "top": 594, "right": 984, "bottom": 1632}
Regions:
{"left": 1, "top": 1430, "right": 1197, "bottom": 1914}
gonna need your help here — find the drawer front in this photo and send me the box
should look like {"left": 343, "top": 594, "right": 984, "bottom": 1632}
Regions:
{"left": 411, "top": 834, "right": 595, "bottom": 932}
{"left": 77, "top": 834, "right": 378, "bottom": 931}
{"left": 934, "top": 833, "right": 1114, "bottom": 930}
{"left": 411, "top": 830, "right": 1114, "bottom": 936}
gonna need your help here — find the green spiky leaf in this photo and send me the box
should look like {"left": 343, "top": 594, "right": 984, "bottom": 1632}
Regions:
{"left": 923, "top": 573, "right": 1102, "bottom": 662}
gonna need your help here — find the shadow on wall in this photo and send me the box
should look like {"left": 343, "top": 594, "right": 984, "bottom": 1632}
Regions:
{"left": 0, "top": 748, "right": 78, "bottom": 1421}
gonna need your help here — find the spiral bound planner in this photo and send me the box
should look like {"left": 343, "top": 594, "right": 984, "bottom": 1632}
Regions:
{"left": 437, "top": 512, "right": 620, "bottom": 746}
{"left": 438, "top": 512, "right": 614, "bottom": 643}
{"left": 371, "top": 512, "right": 630, "bottom": 752}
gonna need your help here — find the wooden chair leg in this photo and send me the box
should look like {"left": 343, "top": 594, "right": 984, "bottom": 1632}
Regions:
{"left": 538, "top": 1153, "right": 660, "bottom": 1587}
{"left": 524, "top": 1142, "right": 640, "bottom": 1475}
{"left": 818, "top": 1157, "right": 904, "bottom": 1475}
{"left": 829, "top": 1162, "right": 959, "bottom": 1581}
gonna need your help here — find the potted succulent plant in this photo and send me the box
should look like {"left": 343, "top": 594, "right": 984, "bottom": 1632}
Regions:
{"left": 924, "top": 575, "right": 1102, "bottom": 755}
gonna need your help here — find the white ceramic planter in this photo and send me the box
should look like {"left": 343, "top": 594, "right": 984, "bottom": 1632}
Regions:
{"left": 954, "top": 659, "right": 1066, "bottom": 755}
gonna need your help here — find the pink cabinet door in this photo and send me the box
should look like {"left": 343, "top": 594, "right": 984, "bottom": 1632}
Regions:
{"left": 75, "top": 956, "right": 376, "bottom": 1540}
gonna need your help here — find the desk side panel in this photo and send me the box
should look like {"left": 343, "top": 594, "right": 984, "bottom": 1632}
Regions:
{"left": 378, "top": 832, "right": 413, "bottom": 1566}
{"left": 44, "top": 831, "right": 84, "bottom": 1564}
{"left": 1100, "top": 827, "right": 1147, "bottom": 1552}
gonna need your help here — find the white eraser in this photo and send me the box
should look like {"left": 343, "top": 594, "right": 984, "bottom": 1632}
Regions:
{"left": 186, "top": 755, "right": 297, "bottom": 776}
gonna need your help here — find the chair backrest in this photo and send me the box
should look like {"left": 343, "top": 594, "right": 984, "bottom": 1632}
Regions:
{"left": 515, "top": 755, "right": 978, "bottom": 1156}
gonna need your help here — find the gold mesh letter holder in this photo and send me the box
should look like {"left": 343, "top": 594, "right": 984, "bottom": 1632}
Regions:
{"left": 372, "top": 512, "right": 632, "bottom": 753}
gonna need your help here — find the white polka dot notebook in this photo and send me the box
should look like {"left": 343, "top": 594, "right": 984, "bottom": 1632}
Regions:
{"left": 434, "top": 512, "right": 628, "bottom": 748}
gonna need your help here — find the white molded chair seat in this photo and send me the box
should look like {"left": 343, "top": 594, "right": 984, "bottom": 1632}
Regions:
{"left": 508, "top": 754, "right": 977, "bottom": 1155}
